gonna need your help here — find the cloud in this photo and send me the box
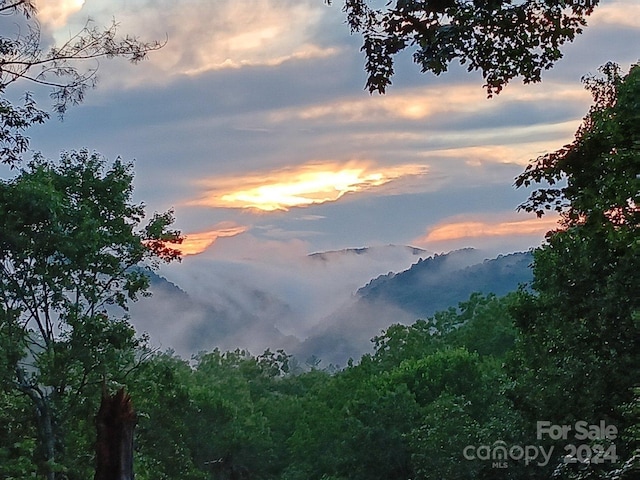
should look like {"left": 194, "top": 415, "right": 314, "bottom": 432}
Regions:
{"left": 420, "top": 133, "right": 579, "bottom": 167}
{"left": 253, "top": 225, "right": 322, "bottom": 240}
{"left": 180, "top": 222, "right": 249, "bottom": 256}
{"left": 415, "top": 213, "right": 561, "bottom": 253}
{"left": 60, "top": 0, "right": 337, "bottom": 88}
{"left": 590, "top": 0, "right": 640, "bottom": 28}
{"left": 148, "top": 242, "right": 428, "bottom": 354}
{"left": 187, "top": 161, "right": 428, "bottom": 212}
{"left": 203, "top": 233, "right": 312, "bottom": 263}
{"left": 269, "top": 85, "right": 489, "bottom": 124}
{"left": 269, "top": 81, "right": 590, "bottom": 125}
{"left": 295, "top": 214, "right": 327, "bottom": 221}
{"left": 36, "top": 0, "right": 85, "bottom": 28}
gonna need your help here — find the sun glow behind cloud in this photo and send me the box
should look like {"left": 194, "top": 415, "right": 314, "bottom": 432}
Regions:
{"left": 179, "top": 222, "right": 249, "bottom": 256}
{"left": 189, "top": 162, "right": 428, "bottom": 212}
{"left": 31, "top": 0, "right": 639, "bottom": 262}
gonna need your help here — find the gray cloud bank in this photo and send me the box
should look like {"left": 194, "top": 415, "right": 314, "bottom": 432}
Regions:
{"left": 21, "top": 0, "right": 637, "bottom": 264}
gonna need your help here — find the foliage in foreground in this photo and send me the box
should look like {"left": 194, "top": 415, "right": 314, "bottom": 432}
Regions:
{"left": 0, "top": 152, "right": 181, "bottom": 479}
{"left": 338, "top": 0, "right": 600, "bottom": 95}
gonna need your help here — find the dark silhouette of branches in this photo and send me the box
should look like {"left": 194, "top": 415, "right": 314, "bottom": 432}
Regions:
{"left": 0, "top": 0, "right": 164, "bottom": 165}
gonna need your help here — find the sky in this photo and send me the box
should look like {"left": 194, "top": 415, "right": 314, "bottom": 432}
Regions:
{"left": 13, "top": 0, "right": 639, "bottom": 357}
{"left": 23, "top": 0, "right": 639, "bottom": 259}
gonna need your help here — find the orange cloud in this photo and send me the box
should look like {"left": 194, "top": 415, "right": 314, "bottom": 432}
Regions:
{"left": 180, "top": 222, "right": 248, "bottom": 256}
{"left": 270, "top": 85, "right": 485, "bottom": 123}
{"left": 189, "top": 161, "right": 428, "bottom": 212}
{"left": 591, "top": 0, "right": 640, "bottom": 28}
{"left": 420, "top": 216, "right": 561, "bottom": 244}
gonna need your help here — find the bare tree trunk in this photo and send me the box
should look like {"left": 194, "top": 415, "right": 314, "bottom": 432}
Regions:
{"left": 36, "top": 400, "right": 56, "bottom": 480}
{"left": 16, "top": 366, "right": 55, "bottom": 480}
{"left": 94, "top": 387, "right": 137, "bottom": 480}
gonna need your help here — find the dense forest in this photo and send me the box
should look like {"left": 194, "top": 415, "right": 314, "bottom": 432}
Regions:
{"left": 1, "top": 0, "right": 638, "bottom": 479}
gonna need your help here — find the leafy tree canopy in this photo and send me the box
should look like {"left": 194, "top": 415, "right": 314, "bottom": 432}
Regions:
{"left": 336, "top": 0, "right": 599, "bottom": 95}
{"left": 0, "top": 150, "right": 181, "bottom": 478}
{"left": 508, "top": 63, "right": 639, "bottom": 476}
{"left": 516, "top": 61, "right": 640, "bottom": 228}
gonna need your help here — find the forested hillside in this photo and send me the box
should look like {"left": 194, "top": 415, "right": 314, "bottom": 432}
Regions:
{"left": 358, "top": 249, "right": 533, "bottom": 317}
{"left": 132, "top": 248, "right": 532, "bottom": 366}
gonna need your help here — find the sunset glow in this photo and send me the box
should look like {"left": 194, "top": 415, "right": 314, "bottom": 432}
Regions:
{"left": 421, "top": 216, "right": 561, "bottom": 244}
{"left": 180, "top": 223, "right": 249, "bottom": 256}
{"left": 190, "top": 162, "right": 428, "bottom": 212}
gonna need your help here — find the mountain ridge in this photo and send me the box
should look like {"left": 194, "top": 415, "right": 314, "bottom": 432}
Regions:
{"left": 294, "top": 248, "right": 534, "bottom": 365}
{"left": 358, "top": 249, "right": 533, "bottom": 317}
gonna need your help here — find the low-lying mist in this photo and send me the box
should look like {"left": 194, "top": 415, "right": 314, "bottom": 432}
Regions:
{"left": 127, "top": 238, "right": 532, "bottom": 366}
{"left": 128, "top": 241, "right": 430, "bottom": 361}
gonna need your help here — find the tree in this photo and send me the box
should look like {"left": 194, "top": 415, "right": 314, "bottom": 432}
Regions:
{"left": 187, "top": 349, "right": 276, "bottom": 478}
{"left": 508, "top": 63, "right": 639, "bottom": 475}
{"left": 0, "top": 387, "right": 38, "bottom": 479}
{"left": 126, "top": 352, "right": 206, "bottom": 480}
{"left": 337, "top": 0, "right": 600, "bottom": 95}
{"left": 516, "top": 62, "right": 639, "bottom": 228}
{"left": 369, "top": 292, "right": 517, "bottom": 372}
{"left": 0, "top": 0, "right": 162, "bottom": 166}
{"left": 0, "top": 4, "right": 170, "bottom": 478}
{"left": 0, "top": 150, "right": 181, "bottom": 479}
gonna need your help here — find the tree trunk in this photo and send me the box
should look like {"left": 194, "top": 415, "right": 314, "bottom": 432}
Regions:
{"left": 15, "top": 367, "right": 56, "bottom": 480}
{"left": 94, "top": 387, "right": 137, "bottom": 480}
{"left": 36, "top": 401, "right": 55, "bottom": 480}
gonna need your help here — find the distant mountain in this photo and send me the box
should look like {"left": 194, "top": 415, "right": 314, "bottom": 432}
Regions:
{"left": 128, "top": 269, "right": 298, "bottom": 357}
{"left": 128, "top": 244, "right": 426, "bottom": 357}
{"left": 294, "top": 249, "right": 533, "bottom": 366}
{"left": 309, "top": 245, "right": 428, "bottom": 262}
{"left": 357, "top": 249, "right": 533, "bottom": 318}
